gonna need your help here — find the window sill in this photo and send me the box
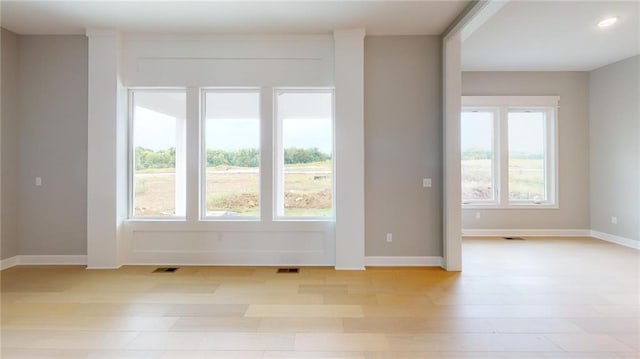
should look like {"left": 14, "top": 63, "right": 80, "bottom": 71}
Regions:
{"left": 273, "top": 216, "right": 335, "bottom": 222}
{"left": 127, "top": 217, "right": 186, "bottom": 221}
{"left": 201, "top": 217, "right": 261, "bottom": 222}
{"left": 123, "top": 219, "right": 334, "bottom": 232}
{"left": 463, "top": 204, "right": 559, "bottom": 210}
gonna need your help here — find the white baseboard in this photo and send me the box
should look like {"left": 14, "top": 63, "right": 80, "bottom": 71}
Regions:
{"left": 0, "top": 255, "right": 87, "bottom": 270}
{"left": 462, "top": 229, "right": 591, "bottom": 237}
{"left": 591, "top": 230, "right": 639, "bottom": 250}
{"left": 0, "top": 256, "right": 19, "bottom": 270}
{"left": 365, "top": 256, "right": 443, "bottom": 267}
{"left": 334, "top": 266, "right": 366, "bottom": 271}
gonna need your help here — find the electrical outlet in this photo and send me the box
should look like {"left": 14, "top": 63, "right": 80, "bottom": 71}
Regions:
{"left": 611, "top": 216, "right": 618, "bottom": 225}
{"left": 423, "top": 178, "right": 432, "bottom": 188}
{"left": 475, "top": 212, "right": 481, "bottom": 219}
{"left": 386, "top": 233, "right": 393, "bottom": 243}
{"left": 35, "top": 177, "right": 42, "bottom": 186}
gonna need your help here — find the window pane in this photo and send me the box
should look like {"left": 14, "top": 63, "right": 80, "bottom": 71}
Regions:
{"left": 132, "top": 92, "right": 186, "bottom": 217}
{"left": 508, "top": 111, "right": 546, "bottom": 202}
{"left": 277, "top": 92, "right": 333, "bottom": 217}
{"left": 461, "top": 111, "right": 494, "bottom": 202}
{"left": 204, "top": 91, "right": 260, "bottom": 217}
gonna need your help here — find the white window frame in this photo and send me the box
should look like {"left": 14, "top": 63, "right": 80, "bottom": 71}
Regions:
{"left": 461, "top": 107, "right": 500, "bottom": 206}
{"left": 200, "top": 88, "right": 262, "bottom": 221}
{"left": 128, "top": 88, "right": 187, "bottom": 219}
{"left": 462, "top": 96, "right": 559, "bottom": 209}
{"left": 273, "top": 88, "right": 336, "bottom": 221}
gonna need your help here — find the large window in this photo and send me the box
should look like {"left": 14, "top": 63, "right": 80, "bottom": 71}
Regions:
{"left": 461, "top": 109, "right": 497, "bottom": 203}
{"left": 461, "top": 96, "right": 558, "bottom": 208}
{"left": 508, "top": 110, "right": 548, "bottom": 203}
{"left": 203, "top": 90, "right": 261, "bottom": 218}
{"left": 130, "top": 90, "right": 186, "bottom": 217}
{"left": 129, "top": 87, "right": 335, "bottom": 221}
{"left": 275, "top": 89, "right": 334, "bottom": 218}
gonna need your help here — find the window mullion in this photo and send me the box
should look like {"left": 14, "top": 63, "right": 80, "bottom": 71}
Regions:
{"left": 492, "top": 108, "right": 500, "bottom": 204}
{"left": 500, "top": 107, "right": 509, "bottom": 207}
{"left": 185, "top": 87, "right": 200, "bottom": 221}
{"left": 548, "top": 108, "right": 558, "bottom": 205}
{"left": 261, "top": 87, "right": 274, "bottom": 222}
{"left": 127, "top": 91, "right": 135, "bottom": 218}
{"left": 273, "top": 89, "right": 285, "bottom": 217}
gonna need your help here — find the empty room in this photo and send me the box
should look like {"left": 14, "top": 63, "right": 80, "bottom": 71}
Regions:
{"left": 1, "top": 0, "right": 638, "bottom": 357}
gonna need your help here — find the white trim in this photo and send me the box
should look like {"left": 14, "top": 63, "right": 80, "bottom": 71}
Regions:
{"left": 1, "top": 255, "right": 88, "bottom": 270}
{"left": 272, "top": 87, "right": 335, "bottom": 221}
{"left": 18, "top": 255, "right": 87, "bottom": 265}
{"left": 462, "top": 229, "right": 591, "bottom": 237}
{"left": 85, "top": 29, "right": 118, "bottom": 38}
{"left": 126, "top": 249, "right": 332, "bottom": 267}
{"left": 124, "top": 218, "right": 333, "bottom": 231}
{"left": 461, "top": 107, "right": 500, "bottom": 206}
{"left": 122, "top": 261, "right": 324, "bottom": 268}
{"left": 1, "top": 256, "right": 19, "bottom": 270}
{"left": 365, "top": 256, "right": 443, "bottom": 267}
{"left": 129, "top": 88, "right": 188, "bottom": 220}
{"left": 591, "top": 230, "right": 640, "bottom": 250}
{"left": 186, "top": 87, "right": 200, "bottom": 221}
{"left": 334, "top": 266, "right": 366, "bottom": 271}
{"left": 461, "top": 98, "right": 559, "bottom": 208}
{"left": 200, "top": 88, "right": 262, "bottom": 220}
{"left": 459, "top": 1, "right": 509, "bottom": 41}
{"left": 462, "top": 204, "right": 560, "bottom": 210}
{"left": 462, "top": 96, "right": 560, "bottom": 107}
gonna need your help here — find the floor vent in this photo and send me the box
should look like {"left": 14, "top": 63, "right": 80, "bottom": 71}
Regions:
{"left": 504, "top": 237, "right": 525, "bottom": 240}
{"left": 277, "top": 268, "right": 299, "bottom": 273}
{"left": 153, "top": 267, "right": 179, "bottom": 273}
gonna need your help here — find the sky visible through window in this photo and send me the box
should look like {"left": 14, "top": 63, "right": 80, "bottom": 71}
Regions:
{"left": 461, "top": 111, "right": 492, "bottom": 153}
{"left": 134, "top": 107, "right": 176, "bottom": 151}
{"left": 461, "top": 110, "right": 545, "bottom": 156}
{"left": 508, "top": 111, "right": 545, "bottom": 156}
{"left": 134, "top": 93, "right": 332, "bottom": 154}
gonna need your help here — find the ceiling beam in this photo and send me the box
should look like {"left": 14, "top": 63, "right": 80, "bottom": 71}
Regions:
{"left": 444, "top": 0, "right": 509, "bottom": 41}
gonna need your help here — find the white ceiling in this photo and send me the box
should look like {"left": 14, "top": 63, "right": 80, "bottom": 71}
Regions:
{"left": 0, "top": 0, "right": 469, "bottom": 36}
{"left": 463, "top": 1, "right": 640, "bottom": 71}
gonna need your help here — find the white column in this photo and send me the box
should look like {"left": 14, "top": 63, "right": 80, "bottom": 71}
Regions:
{"left": 86, "top": 29, "right": 123, "bottom": 269}
{"left": 443, "top": 33, "right": 462, "bottom": 271}
{"left": 441, "top": 0, "right": 504, "bottom": 271}
{"left": 333, "top": 29, "right": 366, "bottom": 270}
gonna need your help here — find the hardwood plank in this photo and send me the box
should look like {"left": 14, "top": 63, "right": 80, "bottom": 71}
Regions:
{"left": 1, "top": 237, "right": 637, "bottom": 355}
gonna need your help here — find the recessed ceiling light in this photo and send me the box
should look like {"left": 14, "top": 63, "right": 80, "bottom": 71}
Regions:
{"left": 597, "top": 17, "right": 619, "bottom": 28}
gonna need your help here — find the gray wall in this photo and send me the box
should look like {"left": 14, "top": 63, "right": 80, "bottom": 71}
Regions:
{"left": 1, "top": 28, "right": 19, "bottom": 260}
{"left": 364, "top": 36, "right": 443, "bottom": 256}
{"left": 589, "top": 55, "right": 640, "bottom": 241}
{"left": 17, "top": 35, "right": 88, "bottom": 255}
{"left": 461, "top": 72, "right": 590, "bottom": 230}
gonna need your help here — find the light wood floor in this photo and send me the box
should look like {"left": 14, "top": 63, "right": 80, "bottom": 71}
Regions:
{"left": 1, "top": 237, "right": 638, "bottom": 358}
